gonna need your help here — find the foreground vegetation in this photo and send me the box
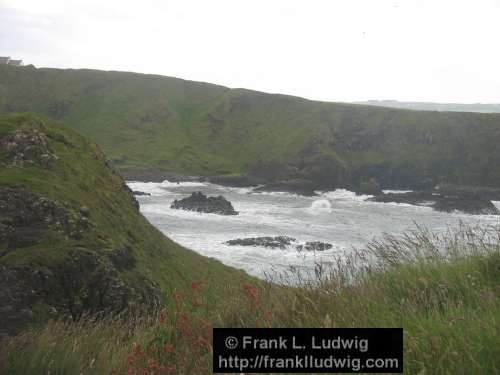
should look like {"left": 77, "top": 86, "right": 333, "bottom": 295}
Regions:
{"left": 2, "top": 225, "right": 499, "bottom": 374}
{"left": 1, "top": 64, "right": 500, "bottom": 188}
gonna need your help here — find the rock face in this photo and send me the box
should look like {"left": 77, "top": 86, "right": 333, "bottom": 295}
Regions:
{"left": 370, "top": 190, "right": 500, "bottom": 215}
{"left": 0, "top": 187, "right": 161, "bottom": 340}
{"left": 0, "top": 128, "right": 58, "bottom": 168}
{"left": 0, "top": 249, "right": 161, "bottom": 340}
{"left": 171, "top": 192, "right": 238, "bottom": 215}
{"left": 0, "top": 187, "right": 90, "bottom": 253}
{"left": 226, "top": 236, "right": 296, "bottom": 249}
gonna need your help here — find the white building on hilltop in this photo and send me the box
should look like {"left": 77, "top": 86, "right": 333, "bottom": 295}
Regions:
{"left": 0, "top": 57, "right": 24, "bottom": 66}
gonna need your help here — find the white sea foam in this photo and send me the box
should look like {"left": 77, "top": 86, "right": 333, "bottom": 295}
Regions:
{"left": 309, "top": 199, "right": 333, "bottom": 213}
{"left": 319, "top": 189, "right": 372, "bottom": 202}
{"left": 382, "top": 189, "right": 413, "bottom": 194}
{"left": 251, "top": 190, "right": 302, "bottom": 198}
{"left": 160, "top": 179, "right": 206, "bottom": 188}
{"left": 219, "top": 186, "right": 255, "bottom": 195}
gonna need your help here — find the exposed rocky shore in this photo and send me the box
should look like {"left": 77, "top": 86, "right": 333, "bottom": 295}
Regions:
{"left": 171, "top": 192, "right": 238, "bottom": 215}
{"left": 121, "top": 169, "right": 500, "bottom": 216}
{"left": 225, "top": 236, "right": 333, "bottom": 251}
{"left": 370, "top": 188, "right": 500, "bottom": 215}
{"left": 133, "top": 190, "right": 151, "bottom": 196}
{"left": 253, "top": 180, "right": 318, "bottom": 196}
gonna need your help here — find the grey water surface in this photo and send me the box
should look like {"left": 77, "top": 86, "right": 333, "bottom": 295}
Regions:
{"left": 128, "top": 180, "right": 499, "bottom": 280}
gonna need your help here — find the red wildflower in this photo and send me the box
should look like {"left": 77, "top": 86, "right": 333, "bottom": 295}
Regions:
{"left": 159, "top": 308, "right": 168, "bottom": 323}
{"left": 177, "top": 312, "right": 189, "bottom": 327}
{"left": 195, "top": 334, "right": 210, "bottom": 348}
{"left": 172, "top": 291, "right": 182, "bottom": 304}
{"left": 147, "top": 358, "right": 159, "bottom": 370}
{"left": 132, "top": 343, "right": 144, "bottom": 358}
{"left": 164, "top": 344, "right": 174, "bottom": 354}
{"left": 241, "top": 283, "right": 259, "bottom": 300}
{"left": 191, "top": 281, "right": 203, "bottom": 292}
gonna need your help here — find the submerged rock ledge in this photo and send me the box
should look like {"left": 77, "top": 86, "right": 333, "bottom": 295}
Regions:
{"left": 225, "top": 236, "right": 333, "bottom": 251}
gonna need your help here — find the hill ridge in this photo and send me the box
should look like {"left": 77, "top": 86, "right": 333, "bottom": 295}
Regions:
{"left": 1, "top": 64, "right": 500, "bottom": 189}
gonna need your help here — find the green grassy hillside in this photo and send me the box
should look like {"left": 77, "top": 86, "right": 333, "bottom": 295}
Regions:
{"left": 0, "top": 113, "right": 250, "bottom": 338}
{"left": 1, "top": 65, "right": 500, "bottom": 188}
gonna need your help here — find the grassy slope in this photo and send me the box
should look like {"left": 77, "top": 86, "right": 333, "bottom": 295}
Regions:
{"left": 0, "top": 113, "right": 251, "bottom": 320}
{"left": 2, "top": 227, "right": 499, "bottom": 374}
{"left": 1, "top": 65, "right": 500, "bottom": 187}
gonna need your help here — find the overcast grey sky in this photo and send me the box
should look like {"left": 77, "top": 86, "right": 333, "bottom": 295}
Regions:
{"left": 1, "top": 0, "right": 499, "bottom": 103}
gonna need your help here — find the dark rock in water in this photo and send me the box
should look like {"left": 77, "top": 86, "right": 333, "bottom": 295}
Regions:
{"left": 171, "top": 192, "right": 238, "bottom": 215}
{"left": 370, "top": 191, "right": 435, "bottom": 205}
{"left": 432, "top": 194, "right": 499, "bottom": 215}
{"left": 253, "top": 180, "right": 317, "bottom": 196}
{"left": 133, "top": 190, "right": 151, "bottom": 196}
{"left": 370, "top": 190, "right": 499, "bottom": 215}
{"left": 352, "top": 178, "right": 383, "bottom": 196}
{"left": 436, "top": 185, "right": 500, "bottom": 202}
{"left": 225, "top": 236, "right": 296, "bottom": 249}
{"left": 296, "top": 242, "right": 333, "bottom": 252}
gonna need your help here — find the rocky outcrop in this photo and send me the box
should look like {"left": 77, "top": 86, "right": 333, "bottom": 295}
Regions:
{"left": 253, "top": 180, "right": 318, "bottom": 196}
{"left": 0, "top": 185, "right": 162, "bottom": 340}
{"left": 296, "top": 242, "right": 333, "bottom": 252}
{"left": 370, "top": 190, "right": 500, "bottom": 215}
{"left": 0, "top": 187, "right": 90, "bottom": 254}
{"left": 226, "top": 236, "right": 296, "bottom": 249}
{"left": 1, "top": 127, "right": 58, "bottom": 168}
{"left": 0, "top": 248, "right": 161, "bottom": 340}
{"left": 351, "top": 178, "right": 383, "bottom": 196}
{"left": 225, "top": 237, "right": 333, "bottom": 252}
{"left": 133, "top": 190, "right": 151, "bottom": 196}
{"left": 171, "top": 192, "right": 238, "bottom": 215}
{"left": 121, "top": 182, "right": 140, "bottom": 210}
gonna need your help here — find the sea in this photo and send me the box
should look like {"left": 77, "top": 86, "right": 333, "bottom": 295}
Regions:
{"left": 127, "top": 180, "right": 500, "bottom": 280}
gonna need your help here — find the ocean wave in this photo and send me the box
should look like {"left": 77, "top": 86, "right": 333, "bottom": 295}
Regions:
{"left": 319, "top": 189, "right": 372, "bottom": 202}
{"left": 160, "top": 179, "right": 206, "bottom": 188}
{"left": 250, "top": 190, "right": 302, "bottom": 198}
{"left": 218, "top": 186, "right": 254, "bottom": 195}
{"left": 309, "top": 199, "right": 333, "bottom": 213}
{"left": 382, "top": 189, "right": 413, "bottom": 194}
